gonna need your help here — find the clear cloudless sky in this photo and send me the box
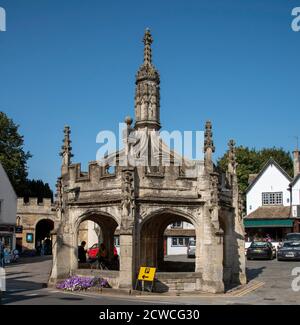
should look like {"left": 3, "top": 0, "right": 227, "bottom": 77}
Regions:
{"left": 0, "top": 0, "right": 300, "bottom": 191}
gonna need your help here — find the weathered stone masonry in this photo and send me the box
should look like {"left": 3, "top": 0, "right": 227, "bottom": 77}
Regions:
{"left": 50, "top": 29, "right": 246, "bottom": 293}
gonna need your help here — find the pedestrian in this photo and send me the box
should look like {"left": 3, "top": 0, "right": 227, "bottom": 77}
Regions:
{"left": 40, "top": 240, "right": 45, "bottom": 256}
{"left": 4, "top": 246, "right": 11, "bottom": 264}
{"left": 78, "top": 241, "right": 87, "bottom": 263}
{"left": 44, "top": 237, "right": 51, "bottom": 255}
{"left": 113, "top": 246, "right": 119, "bottom": 270}
{"left": 97, "top": 243, "right": 108, "bottom": 269}
{"left": 0, "top": 241, "right": 4, "bottom": 268}
{"left": 265, "top": 234, "right": 272, "bottom": 242}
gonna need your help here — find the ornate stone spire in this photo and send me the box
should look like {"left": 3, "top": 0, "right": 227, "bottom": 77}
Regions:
{"left": 143, "top": 28, "right": 153, "bottom": 66}
{"left": 204, "top": 121, "right": 215, "bottom": 153}
{"left": 204, "top": 121, "right": 215, "bottom": 172}
{"left": 60, "top": 125, "right": 73, "bottom": 167}
{"left": 135, "top": 28, "right": 161, "bottom": 130}
{"left": 228, "top": 139, "right": 237, "bottom": 174}
{"left": 227, "top": 139, "right": 238, "bottom": 188}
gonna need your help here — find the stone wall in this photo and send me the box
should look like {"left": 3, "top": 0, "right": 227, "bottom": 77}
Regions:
{"left": 16, "top": 197, "right": 56, "bottom": 251}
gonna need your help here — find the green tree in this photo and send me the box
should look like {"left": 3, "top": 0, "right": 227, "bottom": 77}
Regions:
{"left": 0, "top": 111, "right": 32, "bottom": 194}
{"left": 21, "top": 179, "right": 53, "bottom": 202}
{"left": 258, "top": 148, "right": 293, "bottom": 177}
{"left": 217, "top": 146, "right": 293, "bottom": 196}
{"left": 0, "top": 111, "right": 53, "bottom": 200}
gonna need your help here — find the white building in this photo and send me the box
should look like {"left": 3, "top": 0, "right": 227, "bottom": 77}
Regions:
{"left": 291, "top": 149, "right": 300, "bottom": 220}
{"left": 0, "top": 162, "right": 17, "bottom": 250}
{"left": 245, "top": 152, "right": 300, "bottom": 241}
{"left": 164, "top": 221, "right": 195, "bottom": 255}
{"left": 291, "top": 175, "right": 300, "bottom": 206}
{"left": 246, "top": 158, "right": 292, "bottom": 216}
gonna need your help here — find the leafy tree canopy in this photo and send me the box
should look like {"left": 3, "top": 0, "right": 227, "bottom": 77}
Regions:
{"left": 217, "top": 146, "right": 293, "bottom": 196}
{"left": 0, "top": 111, "right": 53, "bottom": 200}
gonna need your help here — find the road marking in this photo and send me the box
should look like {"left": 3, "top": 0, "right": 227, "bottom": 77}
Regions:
{"left": 25, "top": 293, "right": 39, "bottom": 297}
{"left": 233, "top": 281, "right": 265, "bottom": 297}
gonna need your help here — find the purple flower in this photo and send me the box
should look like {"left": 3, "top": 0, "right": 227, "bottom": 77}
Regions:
{"left": 56, "top": 276, "right": 110, "bottom": 291}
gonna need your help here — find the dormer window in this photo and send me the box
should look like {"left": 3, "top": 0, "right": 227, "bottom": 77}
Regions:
{"left": 262, "top": 192, "right": 283, "bottom": 205}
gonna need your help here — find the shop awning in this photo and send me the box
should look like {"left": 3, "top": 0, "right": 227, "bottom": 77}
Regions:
{"left": 244, "top": 219, "right": 294, "bottom": 228}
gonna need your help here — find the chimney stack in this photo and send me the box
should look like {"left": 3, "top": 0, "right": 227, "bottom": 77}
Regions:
{"left": 293, "top": 149, "right": 300, "bottom": 178}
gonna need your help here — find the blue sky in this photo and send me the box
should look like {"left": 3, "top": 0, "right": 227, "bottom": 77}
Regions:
{"left": 0, "top": 0, "right": 299, "bottom": 191}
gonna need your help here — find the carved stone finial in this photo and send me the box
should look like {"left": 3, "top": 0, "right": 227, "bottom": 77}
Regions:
{"left": 228, "top": 139, "right": 237, "bottom": 171}
{"left": 204, "top": 121, "right": 215, "bottom": 153}
{"left": 124, "top": 116, "right": 133, "bottom": 126}
{"left": 143, "top": 28, "right": 153, "bottom": 66}
{"left": 60, "top": 125, "right": 73, "bottom": 166}
{"left": 135, "top": 29, "right": 161, "bottom": 130}
{"left": 204, "top": 121, "right": 215, "bottom": 173}
{"left": 55, "top": 177, "right": 62, "bottom": 210}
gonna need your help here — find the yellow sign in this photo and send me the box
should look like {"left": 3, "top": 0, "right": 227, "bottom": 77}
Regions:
{"left": 138, "top": 267, "right": 156, "bottom": 282}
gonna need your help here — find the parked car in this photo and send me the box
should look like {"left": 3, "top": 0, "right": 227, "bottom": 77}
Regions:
{"left": 187, "top": 239, "right": 196, "bottom": 258}
{"left": 87, "top": 243, "right": 99, "bottom": 260}
{"left": 245, "top": 242, "right": 252, "bottom": 256}
{"left": 283, "top": 233, "right": 300, "bottom": 242}
{"left": 277, "top": 241, "right": 300, "bottom": 261}
{"left": 245, "top": 241, "right": 277, "bottom": 257}
{"left": 247, "top": 241, "right": 274, "bottom": 260}
{"left": 87, "top": 243, "right": 118, "bottom": 261}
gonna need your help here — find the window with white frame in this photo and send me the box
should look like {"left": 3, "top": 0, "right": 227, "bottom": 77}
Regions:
{"left": 262, "top": 192, "right": 283, "bottom": 205}
{"left": 171, "top": 237, "right": 189, "bottom": 247}
{"left": 170, "top": 222, "right": 183, "bottom": 229}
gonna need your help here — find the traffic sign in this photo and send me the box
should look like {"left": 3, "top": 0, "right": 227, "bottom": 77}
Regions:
{"left": 138, "top": 267, "right": 156, "bottom": 282}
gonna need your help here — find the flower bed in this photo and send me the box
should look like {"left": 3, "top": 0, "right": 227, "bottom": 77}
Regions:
{"left": 56, "top": 276, "right": 110, "bottom": 291}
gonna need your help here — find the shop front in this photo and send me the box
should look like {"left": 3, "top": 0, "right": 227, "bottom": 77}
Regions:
{"left": 244, "top": 219, "right": 294, "bottom": 242}
{"left": 0, "top": 225, "right": 16, "bottom": 251}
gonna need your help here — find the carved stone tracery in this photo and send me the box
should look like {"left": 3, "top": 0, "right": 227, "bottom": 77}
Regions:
{"left": 120, "top": 168, "right": 135, "bottom": 234}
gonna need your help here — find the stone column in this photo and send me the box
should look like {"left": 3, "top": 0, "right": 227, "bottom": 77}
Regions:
{"left": 119, "top": 167, "right": 136, "bottom": 289}
{"left": 49, "top": 229, "right": 74, "bottom": 284}
{"left": 232, "top": 215, "right": 247, "bottom": 285}
{"left": 202, "top": 237, "right": 224, "bottom": 293}
{"left": 119, "top": 233, "right": 135, "bottom": 289}
{"left": 201, "top": 206, "right": 224, "bottom": 293}
{"left": 195, "top": 212, "right": 203, "bottom": 273}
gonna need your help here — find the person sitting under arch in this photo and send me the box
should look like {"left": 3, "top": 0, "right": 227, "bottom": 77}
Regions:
{"left": 78, "top": 241, "right": 87, "bottom": 263}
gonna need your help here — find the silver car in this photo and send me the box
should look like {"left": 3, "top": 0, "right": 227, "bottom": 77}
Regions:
{"left": 277, "top": 241, "right": 300, "bottom": 261}
{"left": 187, "top": 239, "right": 196, "bottom": 258}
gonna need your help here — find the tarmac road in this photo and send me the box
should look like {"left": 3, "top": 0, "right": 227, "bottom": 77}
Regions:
{"left": 1, "top": 255, "right": 300, "bottom": 305}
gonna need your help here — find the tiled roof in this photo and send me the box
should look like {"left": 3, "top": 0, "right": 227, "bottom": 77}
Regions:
{"left": 116, "top": 228, "right": 196, "bottom": 236}
{"left": 244, "top": 206, "right": 291, "bottom": 220}
{"left": 245, "top": 158, "right": 292, "bottom": 194}
{"left": 164, "top": 229, "right": 196, "bottom": 237}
